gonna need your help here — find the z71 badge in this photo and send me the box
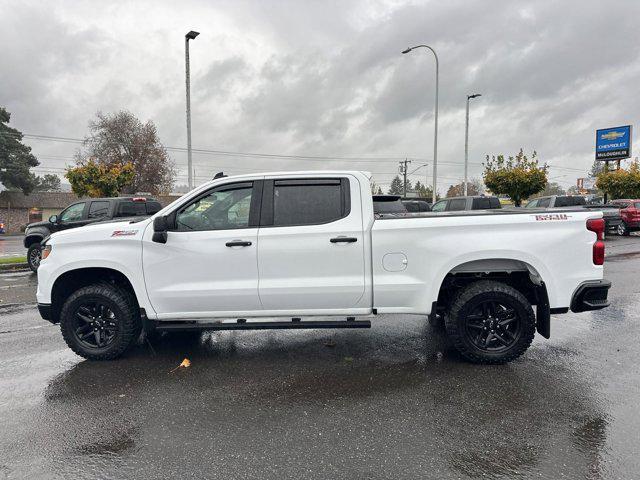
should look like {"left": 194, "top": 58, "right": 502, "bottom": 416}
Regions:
{"left": 111, "top": 230, "right": 138, "bottom": 237}
{"left": 534, "top": 214, "right": 569, "bottom": 221}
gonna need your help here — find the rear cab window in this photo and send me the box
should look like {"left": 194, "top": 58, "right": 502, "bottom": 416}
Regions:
{"left": 116, "top": 201, "right": 147, "bottom": 217}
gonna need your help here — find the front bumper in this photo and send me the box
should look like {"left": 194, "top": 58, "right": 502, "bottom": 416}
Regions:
{"left": 570, "top": 280, "right": 611, "bottom": 313}
{"left": 605, "top": 218, "right": 622, "bottom": 229}
{"left": 38, "top": 303, "right": 55, "bottom": 323}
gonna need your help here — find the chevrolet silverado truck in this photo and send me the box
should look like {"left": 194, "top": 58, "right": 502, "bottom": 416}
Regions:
{"left": 36, "top": 171, "right": 611, "bottom": 364}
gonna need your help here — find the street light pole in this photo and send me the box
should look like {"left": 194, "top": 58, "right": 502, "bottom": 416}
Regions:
{"left": 185, "top": 30, "right": 200, "bottom": 190}
{"left": 464, "top": 93, "right": 481, "bottom": 196}
{"left": 402, "top": 45, "right": 439, "bottom": 203}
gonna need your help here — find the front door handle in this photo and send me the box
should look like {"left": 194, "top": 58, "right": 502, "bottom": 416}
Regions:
{"left": 330, "top": 236, "right": 357, "bottom": 243}
{"left": 226, "top": 240, "right": 252, "bottom": 247}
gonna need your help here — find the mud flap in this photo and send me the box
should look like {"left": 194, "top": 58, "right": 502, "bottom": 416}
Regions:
{"left": 535, "top": 284, "right": 551, "bottom": 339}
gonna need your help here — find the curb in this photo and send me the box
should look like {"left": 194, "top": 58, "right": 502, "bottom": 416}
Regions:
{"left": 0, "top": 263, "right": 30, "bottom": 273}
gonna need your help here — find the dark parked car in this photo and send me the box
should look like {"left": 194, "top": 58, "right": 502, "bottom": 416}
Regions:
{"left": 431, "top": 195, "right": 502, "bottom": 212}
{"left": 401, "top": 198, "right": 432, "bottom": 212}
{"left": 23, "top": 196, "right": 162, "bottom": 271}
{"left": 372, "top": 195, "right": 408, "bottom": 216}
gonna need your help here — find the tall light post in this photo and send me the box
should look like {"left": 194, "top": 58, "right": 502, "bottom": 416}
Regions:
{"left": 409, "top": 163, "right": 428, "bottom": 196}
{"left": 185, "top": 30, "right": 200, "bottom": 189}
{"left": 464, "top": 93, "right": 481, "bottom": 196}
{"left": 402, "top": 45, "right": 439, "bottom": 203}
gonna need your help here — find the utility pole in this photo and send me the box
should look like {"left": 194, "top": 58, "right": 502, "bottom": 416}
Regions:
{"left": 464, "top": 93, "right": 481, "bottom": 196}
{"left": 185, "top": 30, "right": 200, "bottom": 190}
{"left": 399, "top": 158, "right": 412, "bottom": 197}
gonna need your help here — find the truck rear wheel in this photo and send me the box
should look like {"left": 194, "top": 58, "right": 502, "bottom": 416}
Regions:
{"left": 444, "top": 280, "right": 535, "bottom": 364}
{"left": 59, "top": 283, "right": 140, "bottom": 360}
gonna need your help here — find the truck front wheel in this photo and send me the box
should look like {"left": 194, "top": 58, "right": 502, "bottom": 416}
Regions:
{"left": 59, "top": 283, "right": 140, "bottom": 360}
{"left": 27, "top": 244, "right": 41, "bottom": 272}
{"left": 445, "top": 280, "right": 536, "bottom": 364}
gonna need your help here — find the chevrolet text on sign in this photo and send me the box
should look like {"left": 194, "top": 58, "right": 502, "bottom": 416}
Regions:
{"left": 595, "top": 125, "right": 632, "bottom": 161}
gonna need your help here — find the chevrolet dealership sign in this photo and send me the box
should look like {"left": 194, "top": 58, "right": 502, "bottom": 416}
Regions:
{"left": 595, "top": 125, "right": 632, "bottom": 161}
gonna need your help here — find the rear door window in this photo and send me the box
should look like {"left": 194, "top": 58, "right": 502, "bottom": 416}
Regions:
{"left": 88, "top": 201, "right": 110, "bottom": 219}
{"left": 447, "top": 198, "right": 467, "bottom": 211}
{"left": 269, "top": 178, "right": 349, "bottom": 227}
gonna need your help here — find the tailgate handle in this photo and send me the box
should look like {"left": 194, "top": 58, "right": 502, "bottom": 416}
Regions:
{"left": 330, "top": 236, "right": 357, "bottom": 243}
{"left": 226, "top": 240, "right": 252, "bottom": 247}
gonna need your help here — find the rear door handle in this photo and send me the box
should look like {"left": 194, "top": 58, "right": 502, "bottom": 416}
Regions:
{"left": 226, "top": 240, "right": 252, "bottom": 247}
{"left": 330, "top": 236, "right": 357, "bottom": 243}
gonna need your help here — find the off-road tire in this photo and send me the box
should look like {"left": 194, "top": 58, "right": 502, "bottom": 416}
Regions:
{"left": 27, "top": 244, "right": 41, "bottom": 272}
{"left": 445, "top": 280, "right": 536, "bottom": 364}
{"left": 60, "top": 282, "right": 140, "bottom": 360}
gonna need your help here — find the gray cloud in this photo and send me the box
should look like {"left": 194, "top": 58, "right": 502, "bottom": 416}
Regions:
{"left": 1, "top": 0, "right": 638, "bottom": 190}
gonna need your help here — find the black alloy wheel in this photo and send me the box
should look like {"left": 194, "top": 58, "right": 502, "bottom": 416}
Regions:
{"left": 463, "top": 299, "right": 522, "bottom": 352}
{"left": 71, "top": 301, "right": 119, "bottom": 349}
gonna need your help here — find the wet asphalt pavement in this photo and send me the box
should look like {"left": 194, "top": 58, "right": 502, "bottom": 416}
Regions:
{"left": 1, "top": 237, "right": 639, "bottom": 479}
{"left": 0, "top": 236, "right": 25, "bottom": 258}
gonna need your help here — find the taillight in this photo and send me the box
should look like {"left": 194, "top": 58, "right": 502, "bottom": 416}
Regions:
{"left": 587, "top": 218, "right": 605, "bottom": 265}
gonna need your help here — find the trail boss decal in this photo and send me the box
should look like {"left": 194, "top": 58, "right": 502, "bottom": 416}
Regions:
{"left": 534, "top": 214, "right": 570, "bottom": 221}
{"left": 111, "top": 230, "right": 138, "bottom": 237}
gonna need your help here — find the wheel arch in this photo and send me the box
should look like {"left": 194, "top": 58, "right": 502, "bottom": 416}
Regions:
{"left": 432, "top": 256, "right": 552, "bottom": 339}
{"left": 24, "top": 234, "right": 44, "bottom": 248}
{"left": 50, "top": 267, "right": 140, "bottom": 324}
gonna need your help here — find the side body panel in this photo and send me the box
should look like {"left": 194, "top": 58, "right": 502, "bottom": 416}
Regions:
{"left": 371, "top": 210, "right": 603, "bottom": 314}
{"left": 36, "top": 221, "right": 150, "bottom": 312}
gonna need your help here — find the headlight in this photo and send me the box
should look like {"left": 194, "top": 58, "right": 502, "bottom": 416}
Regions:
{"left": 41, "top": 245, "right": 52, "bottom": 261}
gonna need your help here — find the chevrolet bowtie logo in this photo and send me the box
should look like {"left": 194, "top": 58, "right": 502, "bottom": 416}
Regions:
{"left": 601, "top": 131, "right": 625, "bottom": 140}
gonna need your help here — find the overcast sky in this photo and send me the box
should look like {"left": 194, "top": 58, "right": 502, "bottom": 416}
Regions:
{"left": 1, "top": 0, "right": 639, "bottom": 192}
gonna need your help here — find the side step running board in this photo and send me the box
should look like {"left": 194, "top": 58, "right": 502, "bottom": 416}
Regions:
{"left": 155, "top": 319, "right": 371, "bottom": 331}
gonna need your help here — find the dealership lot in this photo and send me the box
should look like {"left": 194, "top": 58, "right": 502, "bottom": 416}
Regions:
{"left": 0, "top": 236, "right": 639, "bottom": 479}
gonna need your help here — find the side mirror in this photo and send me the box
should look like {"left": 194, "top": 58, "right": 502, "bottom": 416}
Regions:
{"left": 152, "top": 216, "right": 169, "bottom": 244}
{"left": 49, "top": 215, "right": 58, "bottom": 224}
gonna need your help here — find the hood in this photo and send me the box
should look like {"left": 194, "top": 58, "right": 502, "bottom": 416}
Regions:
{"left": 26, "top": 220, "right": 52, "bottom": 230}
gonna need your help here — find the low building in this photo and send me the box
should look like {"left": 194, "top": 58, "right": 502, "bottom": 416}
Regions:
{"left": 0, "top": 191, "right": 180, "bottom": 234}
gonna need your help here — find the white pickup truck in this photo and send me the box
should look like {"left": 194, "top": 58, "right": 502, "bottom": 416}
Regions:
{"left": 36, "top": 171, "right": 610, "bottom": 364}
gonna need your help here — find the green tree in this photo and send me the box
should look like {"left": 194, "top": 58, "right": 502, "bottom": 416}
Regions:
{"left": 413, "top": 180, "right": 434, "bottom": 199}
{"left": 483, "top": 149, "right": 548, "bottom": 206}
{"left": 596, "top": 160, "right": 640, "bottom": 199}
{"left": 34, "top": 174, "right": 62, "bottom": 192}
{"left": 75, "top": 111, "right": 175, "bottom": 195}
{"left": 0, "top": 107, "right": 39, "bottom": 194}
{"left": 388, "top": 175, "right": 404, "bottom": 195}
{"left": 65, "top": 159, "right": 135, "bottom": 197}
